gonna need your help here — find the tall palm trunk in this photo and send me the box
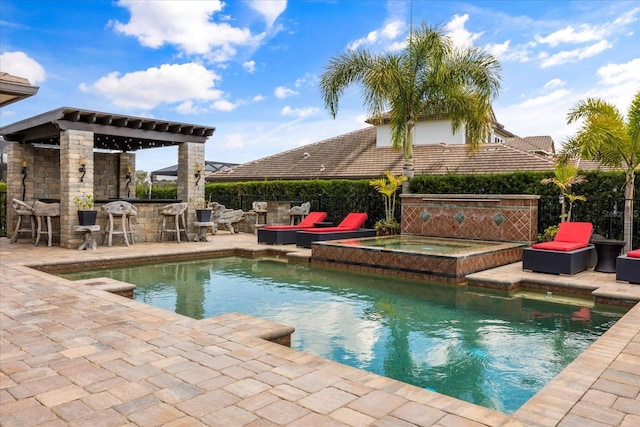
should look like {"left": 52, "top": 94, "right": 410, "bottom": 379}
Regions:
{"left": 402, "top": 120, "right": 415, "bottom": 193}
{"left": 623, "top": 171, "right": 634, "bottom": 253}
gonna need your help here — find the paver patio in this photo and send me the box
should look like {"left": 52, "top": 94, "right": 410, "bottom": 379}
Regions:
{"left": 1, "top": 233, "right": 638, "bottom": 426}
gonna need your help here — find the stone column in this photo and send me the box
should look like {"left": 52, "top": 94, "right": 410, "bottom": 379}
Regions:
{"left": 60, "top": 130, "right": 94, "bottom": 249}
{"left": 178, "top": 142, "right": 205, "bottom": 235}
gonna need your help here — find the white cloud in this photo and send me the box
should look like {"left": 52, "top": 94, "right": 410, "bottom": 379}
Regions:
{"left": 540, "top": 40, "right": 612, "bottom": 68}
{"left": 212, "top": 99, "right": 236, "bottom": 112}
{"left": 281, "top": 106, "right": 319, "bottom": 118}
{"left": 0, "top": 51, "right": 46, "bottom": 84}
{"left": 253, "top": 94, "right": 266, "bottom": 102}
{"left": 80, "top": 62, "right": 223, "bottom": 110}
{"left": 247, "top": 0, "right": 287, "bottom": 28}
{"left": 544, "top": 79, "right": 565, "bottom": 90}
{"left": 347, "top": 19, "right": 404, "bottom": 51}
{"left": 485, "top": 40, "right": 510, "bottom": 58}
{"left": 597, "top": 58, "right": 640, "bottom": 86}
{"left": 175, "top": 100, "right": 206, "bottom": 115}
{"left": 445, "top": 14, "right": 483, "bottom": 48}
{"left": 519, "top": 89, "right": 572, "bottom": 108}
{"left": 112, "top": 0, "right": 263, "bottom": 61}
{"left": 243, "top": 60, "right": 256, "bottom": 73}
{"left": 535, "top": 24, "right": 607, "bottom": 47}
{"left": 274, "top": 85, "right": 297, "bottom": 99}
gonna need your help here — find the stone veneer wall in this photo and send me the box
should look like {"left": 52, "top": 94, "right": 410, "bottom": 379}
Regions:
{"left": 401, "top": 194, "right": 540, "bottom": 244}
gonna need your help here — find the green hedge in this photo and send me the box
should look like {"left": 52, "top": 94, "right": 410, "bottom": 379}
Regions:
{"left": 96, "top": 171, "right": 640, "bottom": 247}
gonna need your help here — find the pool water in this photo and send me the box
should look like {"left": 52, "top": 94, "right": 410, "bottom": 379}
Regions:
{"left": 347, "top": 235, "right": 504, "bottom": 254}
{"left": 59, "top": 257, "right": 625, "bottom": 414}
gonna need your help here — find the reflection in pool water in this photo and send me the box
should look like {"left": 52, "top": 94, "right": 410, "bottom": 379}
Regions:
{"left": 58, "top": 257, "right": 625, "bottom": 414}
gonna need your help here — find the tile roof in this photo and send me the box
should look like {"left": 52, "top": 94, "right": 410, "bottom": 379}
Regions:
{"left": 207, "top": 126, "right": 613, "bottom": 182}
{"left": 504, "top": 135, "right": 555, "bottom": 154}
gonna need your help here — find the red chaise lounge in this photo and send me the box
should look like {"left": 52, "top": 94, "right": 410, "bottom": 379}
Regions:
{"left": 616, "top": 249, "right": 640, "bottom": 284}
{"left": 522, "top": 222, "right": 596, "bottom": 275}
{"left": 257, "top": 212, "right": 328, "bottom": 244}
{"left": 296, "top": 212, "right": 376, "bottom": 248}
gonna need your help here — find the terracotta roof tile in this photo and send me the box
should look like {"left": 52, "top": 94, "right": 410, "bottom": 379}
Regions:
{"left": 208, "top": 127, "right": 612, "bottom": 182}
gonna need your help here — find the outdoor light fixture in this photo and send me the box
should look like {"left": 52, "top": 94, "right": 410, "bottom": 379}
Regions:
{"left": 21, "top": 159, "right": 27, "bottom": 201}
{"left": 79, "top": 156, "right": 87, "bottom": 183}
{"left": 195, "top": 165, "right": 202, "bottom": 186}
{"left": 125, "top": 165, "right": 132, "bottom": 198}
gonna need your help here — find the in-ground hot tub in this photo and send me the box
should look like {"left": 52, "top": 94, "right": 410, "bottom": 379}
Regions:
{"left": 310, "top": 235, "right": 525, "bottom": 283}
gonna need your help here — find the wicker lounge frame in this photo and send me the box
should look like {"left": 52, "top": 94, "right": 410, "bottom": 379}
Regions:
{"left": 522, "top": 245, "right": 597, "bottom": 275}
{"left": 296, "top": 229, "right": 377, "bottom": 249}
{"left": 295, "top": 212, "right": 375, "bottom": 248}
{"left": 257, "top": 212, "right": 327, "bottom": 245}
{"left": 522, "top": 222, "right": 596, "bottom": 275}
{"left": 616, "top": 250, "right": 640, "bottom": 284}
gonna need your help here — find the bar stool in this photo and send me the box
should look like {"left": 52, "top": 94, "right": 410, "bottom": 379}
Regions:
{"left": 252, "top": 201, "right": 267, "bottom": 225}
{"left": 158, "top": 202, "right": 188, "bottom": 243}
{"left": 101, "top": 201, "right": 137, "bottom": 246}
{"left": 33, "top": 201, "right": 60, "bottom": 247}
{"left": 11, "top": 199, "right": 35, "bottom": 243}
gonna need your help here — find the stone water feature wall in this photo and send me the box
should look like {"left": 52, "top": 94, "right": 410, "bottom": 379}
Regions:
{"left": 401, "top": 194, "right": 540, "bottom": 244}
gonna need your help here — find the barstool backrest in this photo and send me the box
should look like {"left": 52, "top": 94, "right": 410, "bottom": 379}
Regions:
{"left": 34, "top": 201, "right": 60, "bottom": 217}
{"left": 102, "top": 201, "right": 138, "bottom": 216}
{"left": 159, "top": 202, "right": 188, "bottom": 216}
{"left": 12, "top": 199, "right": 34, "bottom": 215}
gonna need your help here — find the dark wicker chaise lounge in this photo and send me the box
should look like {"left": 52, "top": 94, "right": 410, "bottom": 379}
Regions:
{"left": 522, "top": 222, "right": 596, "bottom": 275}
{"left": 296, "top": 212, "right": 376, "bottom": 248}
{"left": 616, "top": 249, "right": 640, "bottom": 284}
{"left": 257, "top": 212, "right": 327, "bottom": 244}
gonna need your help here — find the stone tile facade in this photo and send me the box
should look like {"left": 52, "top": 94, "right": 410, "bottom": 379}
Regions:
{"left": 401, "top": 194, "right": 540, "bottom": 244}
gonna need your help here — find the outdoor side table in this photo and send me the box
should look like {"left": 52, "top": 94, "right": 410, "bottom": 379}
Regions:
{"left": 73, "top": 225, "right": 101, "bottom": 250}
{"left": 591, "top": 238, "right": 626, "bottom": 273}
{"left": 193, "top": 221, "right": 215, "bottom": 242}
{"left": 314, "top": 222, "right": 334, "bottom": 228}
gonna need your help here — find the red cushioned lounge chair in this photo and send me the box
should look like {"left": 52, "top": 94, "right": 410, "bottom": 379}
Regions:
{"left": 616, "top": 249, "right": 640, "bottom": 284}
{"left": 522, "top": 222, "right": 596, "bottom": 275}
{"left": 257, "top": 212, "right": 328, "bottom": 244}
{"left": 296, "top": 212, "right": 376, "bottom": 248}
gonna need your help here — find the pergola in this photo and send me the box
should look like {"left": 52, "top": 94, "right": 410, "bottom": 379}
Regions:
{"left": 0, "top": 106, "right": 216, "bottom": 248}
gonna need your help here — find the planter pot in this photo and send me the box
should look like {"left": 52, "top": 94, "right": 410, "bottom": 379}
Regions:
{"left": 78, "top": 210, "right": 97, "bottom": 226}
{"left": 196, "top": 209, "right": 212, "bottom": 222}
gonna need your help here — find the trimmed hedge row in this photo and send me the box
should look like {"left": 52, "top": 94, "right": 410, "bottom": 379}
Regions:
{"left": 134, "top": 171, "right": 638, "bottom": 246}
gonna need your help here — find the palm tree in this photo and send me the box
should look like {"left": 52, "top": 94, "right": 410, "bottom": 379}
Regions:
{"left": 541, "top": 158, "right": 587, "bottom": 222}
{"left": 563, "top": 91, "right": 640, "bottom": 252}
{"left": 319, "top": 22, "right": 501, "bottom": 192}
{"left": 370, "top": 170, "right": 407, "bottom": 233}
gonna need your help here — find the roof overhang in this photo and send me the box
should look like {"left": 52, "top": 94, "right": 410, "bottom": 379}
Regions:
{"left": 0, "top": 73, "right": 39, "bottom": 107}
{"left": 0, "top": 107, "right": 216, "bottom": 151}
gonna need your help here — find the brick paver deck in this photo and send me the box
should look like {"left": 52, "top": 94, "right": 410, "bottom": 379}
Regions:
{"left": 1, "top": 234, "right": 638, "bottom": 426}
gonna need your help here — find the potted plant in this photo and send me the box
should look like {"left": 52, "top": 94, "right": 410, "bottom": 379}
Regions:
{"left": 369, "top": 171, "right": 407, "bottom": 236}
{"left": 73, "top": 193, "right": 97, "bottom": 226}
{"left": 191, "top": 196, "right": 212, "bottom": 222}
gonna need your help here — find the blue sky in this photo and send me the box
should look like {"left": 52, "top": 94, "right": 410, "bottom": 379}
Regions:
{"left": 1, "top": 0, "right": 639, "bottom": 173}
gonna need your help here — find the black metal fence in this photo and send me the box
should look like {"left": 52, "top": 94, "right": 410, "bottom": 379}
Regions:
{"left": 0, "top": 192, "right": 6, "bottom": 238}
{"left": 211, "top": 192, "right": 384, "bottom": 228}
{"left": 538, "top": 196, "right": 639, "bottom": 247}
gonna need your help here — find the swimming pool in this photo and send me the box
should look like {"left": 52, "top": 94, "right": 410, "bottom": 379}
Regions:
{"left": 58, "top": 256, "right": 625, "bottom": 414}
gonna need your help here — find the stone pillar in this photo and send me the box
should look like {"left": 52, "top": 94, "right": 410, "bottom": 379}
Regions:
{"left": 6, "top": 143, "right": 33, "bottom": 238}
{"left": 119, "top": 153, "right": 136, "bottom": 199}
{"left": 178, "top": 142, "right": 205, "bottom": 235}
{"left": 60, "top": 130, "right": 94, "bottom": 249}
